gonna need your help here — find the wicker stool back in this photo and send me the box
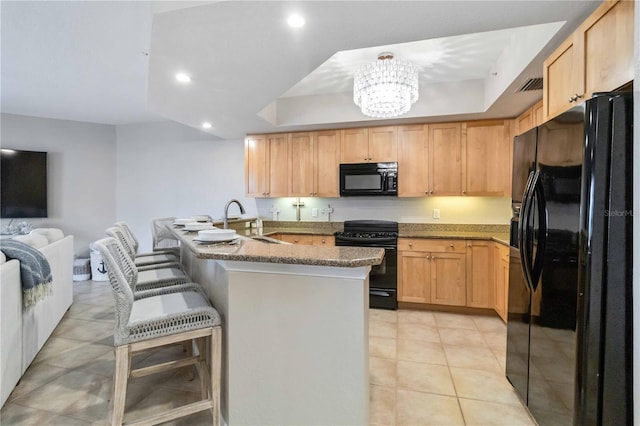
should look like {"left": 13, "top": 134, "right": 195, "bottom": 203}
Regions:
{"left": 93, "top": 237, "right": 221, "bottom": 426}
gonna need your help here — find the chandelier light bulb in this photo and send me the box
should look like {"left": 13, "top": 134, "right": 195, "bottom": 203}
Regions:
{"left": 353, "top": 52, "right": 419, "bottom": 118}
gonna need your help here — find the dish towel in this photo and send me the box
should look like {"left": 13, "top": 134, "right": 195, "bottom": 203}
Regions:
{"left": 0, "top": 239, "right": 53, "bottom": 307}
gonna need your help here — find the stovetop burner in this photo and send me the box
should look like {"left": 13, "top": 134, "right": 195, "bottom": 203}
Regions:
{"left": 337, "top": 231, "right": 398, "bottom": 239}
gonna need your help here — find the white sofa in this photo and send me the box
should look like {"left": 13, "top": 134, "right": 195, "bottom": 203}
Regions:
{"left": 0, "top": 232, "right": 74, "bottom": 407}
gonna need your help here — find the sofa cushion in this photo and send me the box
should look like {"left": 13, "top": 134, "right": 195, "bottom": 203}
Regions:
{"left": 31, "top": 228, "right": 64, "bottom": 243}
{"left": 13, "top": 234, "right": 49, "bottom": 249}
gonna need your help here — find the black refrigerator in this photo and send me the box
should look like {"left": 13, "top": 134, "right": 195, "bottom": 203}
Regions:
{"left": 505, "top": 92, "right": 633, "bottom": 426}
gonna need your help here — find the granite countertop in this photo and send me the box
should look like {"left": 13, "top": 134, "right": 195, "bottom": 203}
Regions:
{"left": 246, "top": 221, "right": 511, "bottom": 246}
{"left": 172, "top": 227, "right": 384, "bottom": 268}
{"left": 398, "top": 231, "right": 510, "bottom": 246}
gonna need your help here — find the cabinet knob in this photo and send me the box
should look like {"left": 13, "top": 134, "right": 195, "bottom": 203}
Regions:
{"left": 568, "top": 93, "right": 584, "bottom": 103}
{"left": 409, "top": 242, "right": 413, "bottom": 247}
{"left": 462, "top": 191, "right": 466, "bottom": 194}
{"left": 449, "top": 243, "right": 454, "bottom": 248}
{"left": 425, "top": 190, "right": 429, "bottom": 194}
{"left": 467, "top": 243, "right": 471, "bottom": 247}
{"left": 309, "top": 192, "right": 314, "bottom": 195}
{"left": 321, "top": 239, "right": 326, "bottom": 244}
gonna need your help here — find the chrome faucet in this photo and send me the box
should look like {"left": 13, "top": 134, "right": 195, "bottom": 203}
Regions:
{"left": 223, "top": 199, "right": 246, "bottom": 229}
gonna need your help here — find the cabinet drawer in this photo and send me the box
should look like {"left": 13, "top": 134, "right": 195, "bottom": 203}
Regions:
{"left": 279, "top": 234, "right": 314, "bottom": 245}
{"left": 398, "top": 238, "right": 466, "bottom": 253}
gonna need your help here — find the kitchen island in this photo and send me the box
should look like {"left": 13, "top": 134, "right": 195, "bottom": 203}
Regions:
{"left": 173, "top": 228, "right": 384, "bottom": 425}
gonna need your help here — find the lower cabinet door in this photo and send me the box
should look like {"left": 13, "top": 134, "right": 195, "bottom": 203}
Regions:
{"left": 398, "top": 251, "right": 431, "bottom": 304}
{"left": 430, "top": 252, "right": 466, "bottom": 306}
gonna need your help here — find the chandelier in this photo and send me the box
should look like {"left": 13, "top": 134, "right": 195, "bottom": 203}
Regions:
{"left": 353, "top": 52, "right": 419, "bottom": 118}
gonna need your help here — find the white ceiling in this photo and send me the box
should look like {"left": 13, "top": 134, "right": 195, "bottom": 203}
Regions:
{"left": 1, "top": 1, "right": 601, "bottom": 140}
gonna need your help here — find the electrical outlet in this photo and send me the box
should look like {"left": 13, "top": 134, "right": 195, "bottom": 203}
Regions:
{"left": 312, "top": 208, "right": 318, "bottom": 217}
{"left": 433, "top": 208, "right": 440, "bottom": 219}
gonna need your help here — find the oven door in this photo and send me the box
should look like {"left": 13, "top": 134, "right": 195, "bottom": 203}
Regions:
{"left": 335, "top": 236, "right": 398, "bottom": 310}
{"left": 369, "top": 246, "right": 397, "bottom": 310}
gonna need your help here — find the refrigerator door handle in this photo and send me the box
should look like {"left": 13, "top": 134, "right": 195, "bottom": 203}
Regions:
{"left": 529, "top": 171, "right": 547, "bottom": 291}
{"left": 519, "top": 171, "right": 536, "bottom": 290}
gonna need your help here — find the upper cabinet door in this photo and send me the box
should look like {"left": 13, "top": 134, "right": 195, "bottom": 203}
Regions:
{"left": 266, "top": 134, "right": 289, "bottom": 197}
{"left": 429, "top": 123, "right": 462, "bottom": 196}
{"left": 245, "top": 135, "right": 268, "bottom": 197}
{"left": 314, "top": 130, "right": 341, "bottom": 197}
{"left": 340, "top": 128, "right": 369, "bottom": 163}
{"left": 368, "top": 126, "right": 398, "bottom": 163}
{"left": 581, "top": 0, "right": 634, "bottom": 97}
{"left": 463, "top": 120, "right": 510, "bottom": 196}
{"left": 289, "top": 132, "right": 315, "bottom": 197}
{"left": 397, "top": 125, "right": 428, "bottom": 197}
{"left": 543, "top": 0, "right": 634, "bottom": 121}
{"left": 543, "top": 36, "right": 581, "bottom": 121}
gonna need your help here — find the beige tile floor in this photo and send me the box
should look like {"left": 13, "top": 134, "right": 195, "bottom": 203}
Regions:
{"left": 1, "top": 281, "right": 536, "bottom": 425}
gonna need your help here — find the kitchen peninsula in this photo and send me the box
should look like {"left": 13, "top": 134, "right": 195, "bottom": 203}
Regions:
{"left": 173, "top": 228, "right": 384, "bottom": 425}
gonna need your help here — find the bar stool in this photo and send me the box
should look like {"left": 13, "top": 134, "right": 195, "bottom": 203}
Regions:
{"left": 106, "top": 226, "right": 180, "bottom": 271}
{"left": 94, "top": 237, "right": 221, "bottom": 426}
{"left": 151, "top": 217, "right": 181, "bottom": 255}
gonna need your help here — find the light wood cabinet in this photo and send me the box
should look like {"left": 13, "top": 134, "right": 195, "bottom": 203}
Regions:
{"left": 397, "top": 125, "right": 429, "bottom": 197}
{"left": 465, "top": 240, "right": 493, "bottom": 309}
{"left": 266, "top": 134, "right": 289, "bottom": 197}
{"left": 494, "top": 243, "right": 510, "bottom": 322}
{"left": 314, "top": 130, "right": 341, "bottom": 197}
{"left": 340, "top": 128, "right": 369, "bottom": 163}
{"left": 515, "top": 108, "right": 533, "bottom": 136}
{"left": 515, "top": 99, "right": 544, "bottom": 136}
{"left": 244, "top": 133, "right": 289, "bottom": 198}
{"left": 398, "top": 238, "right": 466, "bottom": 306}
{"left": 279, "top": 234, "right": 313, "bottom": 245}
{"left": 289, "top": 131, "right": 341, "bottom": 197}
{"left": 273, "top": 234, "right": 334, "bottom": 246}
{"left": 250, "top": 130, "right": 340, "bottom": 198}
{"left": 289, "top": 132, "right": 315, "bottom": 197}
{"left": 532, "top": 100, "right": 544, "bottom": 127}
{"left": 312, "top": 235, "right": 334, "bottom": 246}
{"left": 463, "top": 120, "right": 510, "bottom": 196}
{"left": 398, "top": 251, "right": 431, "bottom": 304}
{"left": 340, "top": 126, "right": 397, "bottom": 163}
{"left": 543, "top": 0, "right": 634, "bottom": 120}
{"left": 397, "top": 123, "right": 463, "bottom": 197}
{"left": 430, "top": 252, "right": 466, "bottom": 306}
{"left": 429, "top": 123, "right": 463, "bottom": 196}
{"left": 245, "top": 135, "right": 268, "bottom": 197}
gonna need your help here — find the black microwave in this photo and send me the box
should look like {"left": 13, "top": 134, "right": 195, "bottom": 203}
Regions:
{"left": 339, "top": 162, "right": 398, "bottom": 196}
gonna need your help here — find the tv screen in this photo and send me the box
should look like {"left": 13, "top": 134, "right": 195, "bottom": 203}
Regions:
{"left": 1, "top": 149, "right": 48, "bottom": 218}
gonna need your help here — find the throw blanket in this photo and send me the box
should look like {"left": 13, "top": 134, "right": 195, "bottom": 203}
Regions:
{"left": 0, "top": 240, "right": 52, "bottom": 307}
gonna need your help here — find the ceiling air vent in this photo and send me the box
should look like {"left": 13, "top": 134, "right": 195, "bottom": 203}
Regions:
{"left": 516, "top": 77, "right": 543, "bottom": 92}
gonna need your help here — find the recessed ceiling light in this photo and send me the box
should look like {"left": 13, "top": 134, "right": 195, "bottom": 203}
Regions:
{"left": 175, "top": 72, "right": 191, "bottom": 83}
{"left": 202, "top": 122, "right": 212, "bottom": 129}
{"left": 287, "top": 14, "right": 305, "bottom": 28}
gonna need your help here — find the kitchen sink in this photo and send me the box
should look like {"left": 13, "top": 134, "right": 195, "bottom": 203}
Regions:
{"left": 248, "top": 235, "right": 290, "bottom": 244}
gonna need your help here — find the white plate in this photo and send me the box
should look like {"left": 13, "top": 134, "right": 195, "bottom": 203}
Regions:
{"left": 174, "top": 218, "right": 195, "bottom": 225}
{"left": 198, "top": 229, "right": 237, "bottom": 240}
{"left": 193, "top": 237, "right": 238, "bottom": 244}
{"left": 184, "top": 223, "right": 214, "bottom": 231}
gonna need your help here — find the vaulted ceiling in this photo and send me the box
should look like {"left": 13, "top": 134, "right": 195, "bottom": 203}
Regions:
{"left": 2, "top": 1, "right": 601, "bottom": 140}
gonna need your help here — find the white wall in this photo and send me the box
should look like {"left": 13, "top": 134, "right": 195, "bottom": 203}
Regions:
{"left": 256, "top": 196, "right": 511, "bottom": 224}
{"left": 115, "top": 121, "right": 257, "bottom": 252}
{"left": 0, "top": 114, "right": 116, "bottom": 256}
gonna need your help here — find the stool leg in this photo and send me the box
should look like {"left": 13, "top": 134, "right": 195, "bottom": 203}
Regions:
{"left": 111, "top": 345, "right": 130, "bottom": 426}
{"left": 210, "top": 327, "right": 221, "bottom": 426}
{"left": 197, "top": 337, "right": 209, "bottom": 399}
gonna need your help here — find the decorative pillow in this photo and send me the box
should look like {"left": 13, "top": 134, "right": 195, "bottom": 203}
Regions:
{"left": 0, "top": 251, "right": 6, "bottom": 264}
{"left": 31, "top": 228, "right": 64, "bottom": 243}
{"left": 13, "top": 233, "right": 49, "bottom": 249}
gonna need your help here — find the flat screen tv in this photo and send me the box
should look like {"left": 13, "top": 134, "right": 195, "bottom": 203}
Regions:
{"left": 1, "top": 149, "right": 48, "bottom": 218}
